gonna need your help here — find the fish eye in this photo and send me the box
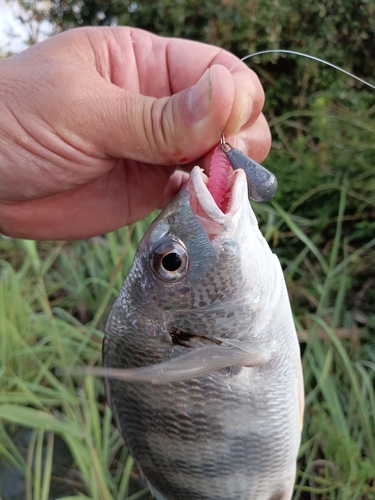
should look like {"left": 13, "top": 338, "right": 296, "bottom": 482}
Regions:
{"left": 150, "top": 239, "right": 188, "bottom": 282}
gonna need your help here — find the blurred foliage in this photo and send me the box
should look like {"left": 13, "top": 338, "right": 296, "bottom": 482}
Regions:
{"left": 16, "top": 0, "right": 375, "bottom": 109}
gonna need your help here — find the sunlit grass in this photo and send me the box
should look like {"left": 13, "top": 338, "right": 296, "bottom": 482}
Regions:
{"left": 1, "top": 102, "right": 374, "bottom": 499}
{"left": 0, "top": 224, "right": 152, "bottom": 500}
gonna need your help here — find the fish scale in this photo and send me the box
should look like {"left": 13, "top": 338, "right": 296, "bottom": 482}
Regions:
{"left": 104, "top": 166, "right": 303, "bottom": 500}
{"left": 106, "top": 311, "right": 300, "bottom": 499}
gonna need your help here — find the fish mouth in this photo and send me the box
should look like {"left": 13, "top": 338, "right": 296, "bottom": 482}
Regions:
{"left": 187, "top": 165, "right": 248, "bottom": 239}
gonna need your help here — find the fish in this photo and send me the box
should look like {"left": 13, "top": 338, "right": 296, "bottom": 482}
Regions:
{"left": 103, "top": 157, "right": 304, "bottom": 500}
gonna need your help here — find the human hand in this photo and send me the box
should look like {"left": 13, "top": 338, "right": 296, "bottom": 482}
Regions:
{"left": 0, "top": 27, "right": 271, "bottom": 240}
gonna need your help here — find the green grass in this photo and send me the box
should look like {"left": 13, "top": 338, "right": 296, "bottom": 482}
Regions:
{"left": 1, "top": 101, "right": 374, "bottom": 499}
{"left": 0, "top": 224, "right": 152, "bottom": 500}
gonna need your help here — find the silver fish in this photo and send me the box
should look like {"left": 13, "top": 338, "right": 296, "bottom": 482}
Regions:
{"left": 103, "top": 165, "right": 304, "bottom": 500}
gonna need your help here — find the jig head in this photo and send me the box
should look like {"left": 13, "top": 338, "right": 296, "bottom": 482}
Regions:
{"left": 220, "top": 134, "right": 278, "bottom": 202}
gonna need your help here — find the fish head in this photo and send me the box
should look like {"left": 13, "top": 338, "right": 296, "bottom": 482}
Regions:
{"left": 121, "top": 165, "right": 282, "bottom": 341}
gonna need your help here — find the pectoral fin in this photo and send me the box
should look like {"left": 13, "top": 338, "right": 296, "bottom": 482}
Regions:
{"left": 76, "top": 343, "right": 270, "bottom": 384}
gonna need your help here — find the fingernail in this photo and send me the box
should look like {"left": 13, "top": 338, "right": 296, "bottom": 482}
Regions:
{"left": 235, "top": 97, "right": 253, "bottom": 132}
{"left": 188, "top": 69, "right": 212, "bottom": 121}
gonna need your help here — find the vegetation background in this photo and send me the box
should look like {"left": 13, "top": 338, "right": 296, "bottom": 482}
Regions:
{"left": 1, "top": 0, "right": 374, "bottom": 499}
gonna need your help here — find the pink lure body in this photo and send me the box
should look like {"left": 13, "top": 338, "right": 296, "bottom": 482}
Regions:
{"left": 207, "top": 147, "right": 232, "bottom": 212}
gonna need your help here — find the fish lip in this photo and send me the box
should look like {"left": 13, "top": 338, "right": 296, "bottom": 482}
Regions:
{"left": 187, "top": 166, "right": 247, "bottom": 237}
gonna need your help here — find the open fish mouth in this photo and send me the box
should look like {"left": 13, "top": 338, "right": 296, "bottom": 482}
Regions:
{"left": 187, "top": 164, "right": 248, "bottom": 239}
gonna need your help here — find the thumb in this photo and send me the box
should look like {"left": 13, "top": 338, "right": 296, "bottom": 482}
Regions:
{"left": 81, "top": 65, "right": 236, "bottom": 165}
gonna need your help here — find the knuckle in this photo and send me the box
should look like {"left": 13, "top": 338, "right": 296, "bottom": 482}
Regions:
{"left": 148, "top": 96, "right": 180, "bottom": 164}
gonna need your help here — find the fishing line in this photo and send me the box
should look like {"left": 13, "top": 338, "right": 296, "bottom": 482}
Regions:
{"left": 230, "top": 49, "right": 375, "bottom": 90}
{"left": 219, "top": 48, "right": 374, "bottom": 202}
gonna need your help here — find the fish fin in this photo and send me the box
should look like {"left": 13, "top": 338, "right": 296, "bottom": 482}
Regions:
{"left": 296, "top": 353, "right": 305, "bottom": 431}
{"left": 81, "top": 343, "right": 270, "bottom": 384}
{"left": 131, "top": 462, "right": 167, "bottom": 500}
{"left": 147, "top": 482, "right": 168, "bottom": 500}
{"left": 218, "top": 337, "right": 269, "bottom": 360}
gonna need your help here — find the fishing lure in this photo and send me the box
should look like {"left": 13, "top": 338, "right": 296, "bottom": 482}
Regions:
{"left": 220, "top": 133, "right": 278, "bottom": 202}
{"left": 220, "top": 49, "right": 375, "bottom": 205}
